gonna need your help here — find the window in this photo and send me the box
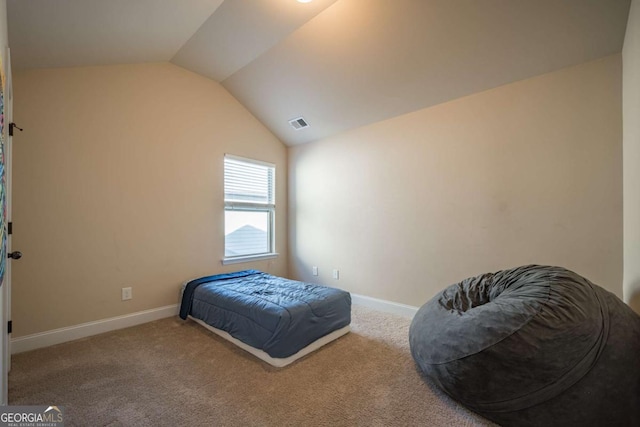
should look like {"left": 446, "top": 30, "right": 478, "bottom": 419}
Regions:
{"left": 223, "top": 155, "right": 276, "bottom": 264}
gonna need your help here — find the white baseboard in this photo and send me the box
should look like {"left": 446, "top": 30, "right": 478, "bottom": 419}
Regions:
{"left": 10, "top": 295, "right": 417, "bottom": 354}
{"left": 11, "top": 304, "right": 179, "bottom": 354}
{"left": 351, "top": 293, "right": 419, "bottom": 318}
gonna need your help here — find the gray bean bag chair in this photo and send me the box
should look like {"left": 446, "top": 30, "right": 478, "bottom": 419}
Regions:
{"left": 409, "top": 265, "right": 640, "bottom": 426}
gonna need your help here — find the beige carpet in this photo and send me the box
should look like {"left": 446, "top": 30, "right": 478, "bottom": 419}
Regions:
{"left": 9, "top": 305, "right": 494, "bottom": 426}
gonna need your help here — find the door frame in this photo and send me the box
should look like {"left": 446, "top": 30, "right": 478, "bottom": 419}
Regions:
{"left": 1, "top": 45, "right": 13, "bottom": 405}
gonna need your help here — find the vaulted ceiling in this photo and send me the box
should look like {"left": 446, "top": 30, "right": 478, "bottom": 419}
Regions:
{"left": 7, "top": 0, "right": 631, "bottom": 146}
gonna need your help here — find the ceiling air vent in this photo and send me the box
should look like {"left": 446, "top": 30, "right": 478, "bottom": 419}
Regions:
{"left": 289, "top": 116, "right": 309, "bottom": 130}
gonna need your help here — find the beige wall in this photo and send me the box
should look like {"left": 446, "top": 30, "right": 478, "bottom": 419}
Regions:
{"left": 289, "top": 55, "right": 623, "bottom": 307}
{"left": 623, "top": 0, "right": 640, "bottom": 313}
{"left": 12, "top": 63, "right": 288, "bottom": 337}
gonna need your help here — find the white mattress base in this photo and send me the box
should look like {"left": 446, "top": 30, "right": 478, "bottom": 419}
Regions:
{"left": 189, "top": 316, "right": 350, "bottom": 368}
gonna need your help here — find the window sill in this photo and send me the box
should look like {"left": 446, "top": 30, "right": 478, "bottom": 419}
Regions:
{"left": 222, "top": 253, "right": 279, "bottom": 265}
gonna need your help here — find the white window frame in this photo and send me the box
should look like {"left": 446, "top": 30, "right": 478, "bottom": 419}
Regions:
{"left": 222, "top": 154, "right": 277, "bottom": 265}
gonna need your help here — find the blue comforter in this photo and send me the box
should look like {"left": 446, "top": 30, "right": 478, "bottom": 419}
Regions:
{"left": 180, "top": 270, "right": 351, "bottom": 358}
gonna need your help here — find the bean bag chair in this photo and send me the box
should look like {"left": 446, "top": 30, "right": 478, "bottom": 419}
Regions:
{"left": 409, "top": 265, "right": 640, "bottom": 426}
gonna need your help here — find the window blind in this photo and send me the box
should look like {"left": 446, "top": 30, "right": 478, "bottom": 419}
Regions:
{"left": 224, "top": 156, "right": 275, "bottom": 207}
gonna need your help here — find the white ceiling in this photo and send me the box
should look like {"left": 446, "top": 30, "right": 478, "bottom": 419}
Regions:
{"left": 7, "top": 0, "right": 632, "bottom": 146}
{"left": 171, "top": 0, "right": 339, "bottom": 81}
{"left": 7, "top": 0, "right": 225, "bottom": 68}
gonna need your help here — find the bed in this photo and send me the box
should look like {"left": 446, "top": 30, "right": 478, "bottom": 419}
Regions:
{"left": 179, "top": 270, "right": 352, "bottom": 367}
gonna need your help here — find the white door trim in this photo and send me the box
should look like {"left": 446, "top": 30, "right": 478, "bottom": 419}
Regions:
{"left": 1, "top": 45, "right": 13, "bottom": 406}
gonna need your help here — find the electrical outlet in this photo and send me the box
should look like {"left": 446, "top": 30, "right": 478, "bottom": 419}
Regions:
{"left": 122, "top": 287, "right": 132, "bottom": 301}
{"left": 312, "top": 266, "right": 318, "bottom": 276}
{"left": 332, "top": 269, "right": 339, "bottom": 280}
